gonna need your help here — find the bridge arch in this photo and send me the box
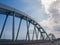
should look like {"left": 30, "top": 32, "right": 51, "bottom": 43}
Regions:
{"left": 0, "top": 4, "right": 50, "bottom": 41}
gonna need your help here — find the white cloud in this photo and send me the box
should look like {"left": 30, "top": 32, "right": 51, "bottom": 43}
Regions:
{"left": 38, "top": 0, "right": 56, "bottom": 14}
{"left": 49, "top": 0, "right": 60, "bottom": 22}
{"left": 39, "top": 18, "right": 54, "bottom": 32}
{"left": 37, "top": 0, "right": 60, "bottom": 38}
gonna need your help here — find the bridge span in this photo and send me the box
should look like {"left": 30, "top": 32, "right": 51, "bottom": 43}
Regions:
{"left": 0, "top": 39, "right": 60, "bottom": 45}
{"left": 0, "top": 3, "right": 60, "bottom": 45}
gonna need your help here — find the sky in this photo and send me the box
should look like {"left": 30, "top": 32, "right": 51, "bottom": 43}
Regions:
{"left": 0, "top": 0, "right": 60, "bottom": 39}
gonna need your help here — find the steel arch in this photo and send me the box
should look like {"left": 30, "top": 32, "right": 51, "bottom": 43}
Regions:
{"left": 0, "top": 4, "right": 50, "bottom": 41}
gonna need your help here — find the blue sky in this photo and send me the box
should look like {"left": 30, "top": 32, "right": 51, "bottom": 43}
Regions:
{"left": 0, "top": 0, "right": 60, "bottom": 39}
{"left": 0, "top": 0, "right": 49, "bottom": 21}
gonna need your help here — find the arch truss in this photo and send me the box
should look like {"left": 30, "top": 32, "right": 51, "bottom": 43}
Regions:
{"left": 0, "top": 4, "right": 50, "bottom": 41}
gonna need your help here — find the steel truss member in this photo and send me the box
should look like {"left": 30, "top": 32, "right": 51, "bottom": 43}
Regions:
{"left": 0, "top": 4, "right": 50, "bottom": 41}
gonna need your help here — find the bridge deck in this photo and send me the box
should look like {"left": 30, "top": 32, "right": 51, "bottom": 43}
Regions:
{"left": 0, "top": 39, "right": 60, "bottom": 45}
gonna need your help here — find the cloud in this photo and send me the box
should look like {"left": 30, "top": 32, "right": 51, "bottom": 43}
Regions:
{"left": 49, "top": 0, "right": 60, "bottom": 23}
{"left": 38, "top": 0, "right": 60, "bottom": 38}
{"left": 19, "top": 0, "right": 50, "bottom": 22}
{"left": 53, "top": 25, "right": 60, "bottom": 38}
{"left": 39, "top": 0, "right": 56, "bottom": 14}
{"left": 39, "top": 18, "right": 54, "bottom": 33}
{"left": 53, "top": 25, "right": 60, "bottom": 31}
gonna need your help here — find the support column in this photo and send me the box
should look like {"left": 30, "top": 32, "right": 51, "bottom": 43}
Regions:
{"left": 16, "top": 18, "right": 22, "bottom": 40}
{"left": 42, "top": 28, "right": 50, "bottom": 40}
{"left": 32, "top": 26, "right": 38, "bottom": 40}
{"left": 32, "top": 28, "right": 34, "bottom": 40}
{"left": 12, "top": 12, "right": 15, "bottom": 41}
{"left": 38, "top": 28, "right": 44, "bottom": 40}
{"left": 0, "top": 15, "right": 8, "bottom": 38}
{"left": 26, "top": 19, "right": 30, "bottom": 40}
